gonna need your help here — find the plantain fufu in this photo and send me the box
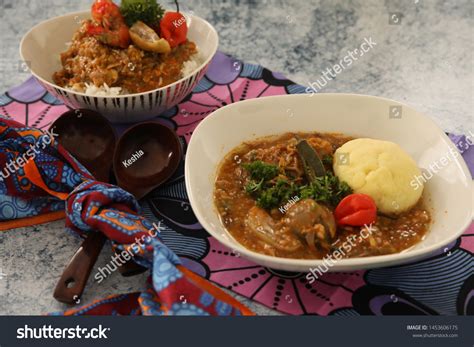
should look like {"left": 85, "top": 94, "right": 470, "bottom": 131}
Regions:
{"left": 333, "top": 138, "right": 423, "bottom": 215}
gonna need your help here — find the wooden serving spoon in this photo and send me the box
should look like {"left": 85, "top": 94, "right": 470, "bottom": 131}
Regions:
{"left": 53, "top": 115, "right": 182, "bottom": 304}
{"left": 51, "top": 109, "right": 115, "bottom": 304}
{"left": 111, "top": 123, "right": 182, "bottom": 278}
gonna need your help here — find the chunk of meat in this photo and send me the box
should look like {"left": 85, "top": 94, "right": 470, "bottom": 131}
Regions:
{"left": 283, "top": 199, "right": 337, "bottom": 250}
{"left": 245, "top": 206, "right": 302, "bottom": 252}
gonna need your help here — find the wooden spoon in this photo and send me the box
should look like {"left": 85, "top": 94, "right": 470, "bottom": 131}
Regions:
{"left": 51, "top": 109, "right": 115, "bottom": 304}
{"left": 111, "top": 122, "right": 181, "bottom": 276}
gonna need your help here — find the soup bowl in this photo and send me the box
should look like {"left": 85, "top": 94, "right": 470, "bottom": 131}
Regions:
{"left": 20, "top": 10, "right": 218, "bottom": 123}
{"left": 185, "top": 93, "right": 473, "bottom": 272}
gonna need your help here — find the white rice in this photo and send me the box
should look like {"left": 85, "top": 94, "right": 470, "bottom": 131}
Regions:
{"left": 181, "top": 52, "right": 203, "bottom": 78}
{"left": 73, "top": 51, "right": 203, "bottom": 97}
{"left": 83, "top": 83, "right": 123, "bottom": 96}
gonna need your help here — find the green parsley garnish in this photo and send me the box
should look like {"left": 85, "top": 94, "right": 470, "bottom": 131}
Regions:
{"left": 120, "top": 0, "right": 165, "bottom": 27}
{"left": 242, "top": 160, "right": 279, "bottom": 182}
{"left": 242, "top": 160, "right": 351, "bottom": 210}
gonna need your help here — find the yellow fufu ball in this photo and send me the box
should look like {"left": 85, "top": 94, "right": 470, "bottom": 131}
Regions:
{"left": 333, "top": 138, "right": 423, "bottom": 215}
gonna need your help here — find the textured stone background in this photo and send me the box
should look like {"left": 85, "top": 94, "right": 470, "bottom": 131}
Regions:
{"left": 0, "top": 0, "right": 472, "bottom": 315}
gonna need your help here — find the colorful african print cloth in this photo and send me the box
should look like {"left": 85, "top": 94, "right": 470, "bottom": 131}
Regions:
{"left": 0, "top": 52, "right": 472, "bottom": 315}
{"left": 0, "top": 117, "right": 252, "bottom": 316}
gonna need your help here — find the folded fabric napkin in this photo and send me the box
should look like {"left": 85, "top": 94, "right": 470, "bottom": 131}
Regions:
{"left": 1, "top": 51, "right": 472, "bottom": 316}
{"left": 0, "top": 117, "right": 252, "bottom": 316}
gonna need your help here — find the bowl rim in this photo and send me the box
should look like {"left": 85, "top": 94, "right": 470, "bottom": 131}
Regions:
{"left": 185, "top": 93, "right": 473, "bottom": 270}
{"left": 19, "top": 9, "right": 219, "bottom": 99}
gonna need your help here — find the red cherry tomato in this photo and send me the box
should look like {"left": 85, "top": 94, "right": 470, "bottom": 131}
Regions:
{"left": 159, "top": 12, "right": 188, "bottom": 48}
{"left": 334, "top": 193, "right": 377, "bottom": 226}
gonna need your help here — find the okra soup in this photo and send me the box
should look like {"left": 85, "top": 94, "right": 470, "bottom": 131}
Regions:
{"left": 214, "top": 132, "right": 431, "bottom": 260}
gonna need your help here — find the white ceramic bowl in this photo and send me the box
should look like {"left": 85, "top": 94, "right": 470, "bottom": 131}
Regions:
{"left": 185, "top": 93, "right": 473, "bottom": 272}
{"left": 20, "top": 10, "right": 218, "bottom": 123}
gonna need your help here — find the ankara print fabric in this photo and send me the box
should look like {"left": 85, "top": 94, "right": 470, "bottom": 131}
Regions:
{"left": 0, "top": 118, "right": 252, "bottom": 316}
{"left": 1, "top": 51, "right": 473, "bottom": 315}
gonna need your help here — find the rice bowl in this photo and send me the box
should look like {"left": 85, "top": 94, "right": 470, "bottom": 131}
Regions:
{"left": 20, "top": 7, "right": 218, "bottom": 123}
